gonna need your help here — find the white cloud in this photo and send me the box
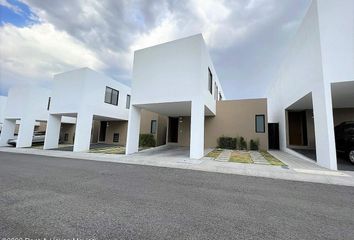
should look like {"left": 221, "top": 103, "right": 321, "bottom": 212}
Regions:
{"left": 0, "top": 0, "right": 311, "bottom": 98}
{"left": 0, "top": 23, "right": 105, "bottom": 86}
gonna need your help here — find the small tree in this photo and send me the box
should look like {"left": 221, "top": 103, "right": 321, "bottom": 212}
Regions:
{"left": 139, "top": 134, "right": 156, "bottom": 147}
{"left": 249, "top": 139, "right": 259, "bottom": 150}
{"left": 239, "top": 137, "right": 247, "bottom": 150}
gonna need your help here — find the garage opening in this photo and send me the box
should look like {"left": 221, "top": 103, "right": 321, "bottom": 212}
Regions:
{"left": 331, "top": 81, "right": 354, "bottom": 171}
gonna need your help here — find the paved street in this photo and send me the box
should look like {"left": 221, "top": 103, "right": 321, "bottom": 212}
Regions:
{"left": 1, "top": 152, "right": 354, "bottom": 240}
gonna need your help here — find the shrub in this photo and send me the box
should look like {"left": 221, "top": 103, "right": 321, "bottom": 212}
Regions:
{"left": 218, "top": 136, "right": 237, "bottom": 149}
{"left": 249, "top": 139, "right": 259, "bottom": 150}
{"left": 239, "top": 137, "right": 247, "bottom": 150}
{"left": 139, "top": 134, "right": 156, "bottom": 147}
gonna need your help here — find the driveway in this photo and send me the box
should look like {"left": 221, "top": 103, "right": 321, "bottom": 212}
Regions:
{"left": 1, "top": 151, "right": 354, "bottom": 239}
{"left": 291, "top": 148, "right": 354, "bottom": 172}
{"left": 136, "top": 145, "right": 190, "bottom": 158}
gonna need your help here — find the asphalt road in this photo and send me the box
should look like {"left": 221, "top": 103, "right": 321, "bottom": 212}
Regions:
{"left": 0, "top": 152, "right": 354, "bottom": 240}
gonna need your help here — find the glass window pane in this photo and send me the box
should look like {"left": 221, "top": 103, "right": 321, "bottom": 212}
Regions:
{"left": 105, "top": 87, "right": 112, "bottom": 103}
{"left": 126, "top": 95, "right": 131, "bottom": 109}
{"left": 151, "top": 120, "right": 157, "bottom": 134}
{"left": 256, "top": 115, "right": 265, "bottom": 133}
{"left": 111, "top": 90, "right": 119, "bottom": 105}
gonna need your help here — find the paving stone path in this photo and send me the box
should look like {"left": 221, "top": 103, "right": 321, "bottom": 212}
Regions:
{"left": 216, "top": 150, "right": 232, "bottom": 162}
{"left": 250, "top": 151, "right": 270, "bottom": 165}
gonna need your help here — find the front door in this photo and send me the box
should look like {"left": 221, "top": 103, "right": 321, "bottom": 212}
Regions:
{"left": 99, "top": 121, "right": 107, "bottom": 142}
{"left": 288, "top": 111, "right": 308, "bottom": 146}
{"left": 168, "top": 117, "right": 179, "bottom": 143}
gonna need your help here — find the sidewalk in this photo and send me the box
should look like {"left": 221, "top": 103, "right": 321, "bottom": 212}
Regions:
{"left": 0, "top": 147, "right": 353, "bottom": 187}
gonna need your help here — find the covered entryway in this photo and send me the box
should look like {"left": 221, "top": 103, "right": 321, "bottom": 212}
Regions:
{"left": 285, "top": 93, "right": 317, "bottom": 161}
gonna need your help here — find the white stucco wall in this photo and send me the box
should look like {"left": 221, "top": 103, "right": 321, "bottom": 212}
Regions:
{"left": 0, "top": 96, "right": 7, "bottom": 127}
{"left": 51, "top": 67, "right": 130, "bottom": 120}
{"left": 4, "top": 86, "right": 50, "bottom": 121}
{"left": 132, "top": 34, "right": 224, "bottom": 114}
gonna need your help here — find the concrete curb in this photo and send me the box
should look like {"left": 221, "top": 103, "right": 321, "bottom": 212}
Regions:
{"left": 1, "top": 147, "right": 354, "bottom": 187}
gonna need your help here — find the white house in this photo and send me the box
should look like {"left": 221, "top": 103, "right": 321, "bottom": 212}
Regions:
{"left": 267, "top": 0, "right": 354, "bottom": 170}
{"left": 126, "top": 34, "right": 225, "bottom": 159}
{"left": 0, "top": 86, "right": 76, "bottom": 148}
{"left": 0, "top": 86, "right": 52, "bottom": 148}
{"left": 0, "top": 96, "right": 7, "bottom": 131}
{"left": 44, "top": 67, "right": 131, "bottom": 152}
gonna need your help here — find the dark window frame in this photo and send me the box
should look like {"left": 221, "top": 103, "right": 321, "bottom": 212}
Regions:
{"left": 126, "top": 94, "right": 131, "bottom": 109}
{"left": 150, "top": 120, "right": 157, "bottom": 134}
{"left": 104, "top": 86, "right": 119, "bottom": 106}
{"left": 208, "top": 68, "right": 213, "bottom": 94}
{"left": 47, "top": 97, "right": 51, "bottom": 110}
{"left": 113, "top": 133, "right": 120, "bottom": 143}
{"left": 255, "top": 114, "right": 265, "bottom": 133}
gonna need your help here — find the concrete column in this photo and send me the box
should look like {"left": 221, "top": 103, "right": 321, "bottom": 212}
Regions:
{"left": 312, "top": 83, "right": 337, "bottom": 170}
{"left": 126, "top": 105, "right": 141, "bottom": 155}
{"left": 73, "top": 112, "right": 93, "bottom": 152}
{"left": 190, "top": 100, "right": 205, "bottom": 159}
{"left": 16, "top": 118, "right": 36, "bottom": 148}
{"left": 0, "top": 119, "right": 16, "bottom": 146}
{"left": 44, "top": 114, "right": 62, "bottom": 149}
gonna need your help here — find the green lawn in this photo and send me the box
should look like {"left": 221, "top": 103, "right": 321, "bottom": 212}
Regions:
{"left": 89, "top": 146, "right": 125, "bottom": 154}
{"left": 260, "top": 151, "right": 286, "bottom": 166}
{"left": 206, "top": 149, "right": 223, "bottom": 158}
{"left": 229, "top": 151, "right": 253, "bottom": 164}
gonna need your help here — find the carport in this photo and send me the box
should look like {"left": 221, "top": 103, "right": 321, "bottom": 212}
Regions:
{"left": 284, "top": 81, "right": 354, "bottom": 171}
{"left": 331, "top": 81, "right": 354, "bottom": 171}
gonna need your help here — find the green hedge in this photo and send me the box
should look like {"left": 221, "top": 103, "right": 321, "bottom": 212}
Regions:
{"left": 218, "top": 136, "right": 237, "bottom": 149}
{"left": 139, "top": 134, "right": 156, "bottom": 147}
{"left": 249, "top": 139, "right": 259, "bottom": 150}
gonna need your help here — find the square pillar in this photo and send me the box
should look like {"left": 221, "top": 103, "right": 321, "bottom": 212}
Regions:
{"left": 16, "top": 118, "right": 36, "bottom": 148}
{"left": 312, "top": 84, "right": 337, "bottom": 170}
{"left": 44, "top": 114, "right": 62, "bottom": 149}
{"left": 73, "top": 112, "right": 93, "bottom": 152}
{"left": 0, "top": 119, "right": 16, "bottom": 146}
{"left": 126, "top": 105, "right": 141, "bottom": 155}
{"left": 190, "top": 100, "right": 205, "bottom": 159}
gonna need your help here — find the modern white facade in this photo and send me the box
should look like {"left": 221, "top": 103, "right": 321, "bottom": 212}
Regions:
{"left": 126, "top": 34, "right": 225, "bottom": 159}
{"left": 268, "top": 0, "right": 354, "bottom": 170}
{"left": 0, "top": 86, "right": 76, "bottom": 148}
{"left": 44, "top": 67, "right": 131, "bottom": 152}
{"left": 0, "top": 86, "right": 50, "bottom": 148}
{"left": 0, "top": 96, "right": 7, "bottom": 131}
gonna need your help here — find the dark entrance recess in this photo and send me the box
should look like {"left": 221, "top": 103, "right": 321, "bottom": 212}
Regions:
{"left": 168, "top": 117, "right": 179, "bottom": 143}
{"left": 288, "top": 111, "right": 308, "bottom": 146}
{"left": 268, "top": 123, "right": 279, "bottom": 150}
{"left": 99, "top": 121, "right": 107, "bottom": 142}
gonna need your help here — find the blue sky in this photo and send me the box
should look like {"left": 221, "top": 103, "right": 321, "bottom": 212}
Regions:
{"left": 0, "top": 0, "right": 38, "bottom": 27}
{"left": 0, "top": 0, "right": 311, "bottom": 99}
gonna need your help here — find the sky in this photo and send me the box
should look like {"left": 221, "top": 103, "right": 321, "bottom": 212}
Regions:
{"left": 0, "top": 0, "right": 311, "bottom": 99}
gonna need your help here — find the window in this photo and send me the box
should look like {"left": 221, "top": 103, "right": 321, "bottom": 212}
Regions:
{"left": 113, "top": 133, "right": 119, "bottom": 143}
{"left": 104, "top": 87, "right": 119, "bottom": 106}
{"left": 47, "top": 97, "right": 51, "bottom": 110}
{"left": 255, "top": 115, "right": 265, "bottom": 133}
{"left": 150, "top": 120, "right": 157, "bottom": 134}
{"left": 214, "top": 83, "right": 218, "bottom": 101}
{"left": 208, "top": 68, "right": 213, "bottom": 94}
{"left": 126, "top": 94, "right": 131, "bottom": 109}
{"left": 219, "top": 93, "right": 222, "bottom": 101}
